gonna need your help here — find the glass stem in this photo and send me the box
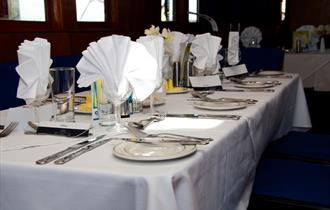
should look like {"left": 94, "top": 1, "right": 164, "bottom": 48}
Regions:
{"left": 114, "top": 103, "right": 122, "bottom": 131}
{"left": 149, "top": 93, "right": 155, "bottom": 115}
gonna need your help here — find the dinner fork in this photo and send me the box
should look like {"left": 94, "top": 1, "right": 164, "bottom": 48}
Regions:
{"left": 125, "top": 122, "right": 212, "bottom": 145}
{"left": 131, "top": 112, "right": 166, "bottom": 129}
{"left": 0, "top": 121, "right": 18, "bottom": 138}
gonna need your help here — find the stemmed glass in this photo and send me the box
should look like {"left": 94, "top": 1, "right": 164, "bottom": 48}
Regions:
{"left": 28, "top": 75, "right": 52, "bottom": 123}
{"left": 101, "top": 81, "right": 131, "bottom": 133}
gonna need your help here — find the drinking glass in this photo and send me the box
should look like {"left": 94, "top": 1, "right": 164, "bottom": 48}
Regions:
{"left": 50, "top": 67, "right": 75, "bottom": 122}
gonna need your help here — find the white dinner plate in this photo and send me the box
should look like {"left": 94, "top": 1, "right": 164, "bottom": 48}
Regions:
{"left": 257, "top": 71, "right": 284, "bottom": 76}
{"left": 234, "top": 81, "right": 275, "bottom": 89}
{"left": 167, "top": 88, "right": 189, "bottom": 94}
{"left": 193, "top": 101, "right": 247, "bottom": 111}
{"left": 113, "top": 142, "right": 197, "bottom": 161}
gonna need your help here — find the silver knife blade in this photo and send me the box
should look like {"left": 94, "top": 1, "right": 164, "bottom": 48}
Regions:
{"left": 35, "top": 134, "right": 106, "bottom": 165}
{"left": 124, "top": 137, "right": 209, "bottom": 145}
{"left": 164, "top": 113, "right": 241, "bottom": 120}
{"left": 221, "top": 88, "right": 275, "bottom": 92}
{"left": 54, "top": 138, "right": 111, "bottom": 164}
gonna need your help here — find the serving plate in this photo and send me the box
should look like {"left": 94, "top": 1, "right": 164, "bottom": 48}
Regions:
{"left": 193, "top": 101, "right": 247, "bottom": 111}
{"left": 113, "top": 142, "right": 197, "bottom": 161}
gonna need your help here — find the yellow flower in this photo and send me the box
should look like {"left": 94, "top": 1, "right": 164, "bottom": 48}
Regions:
{"left": 161, "top": 28, "right": 173, "bottom": 42}
{"left": 316, "top": 24, "right": 330, "bottom": 36}
{"left": 144, "top": 25, "right": 160, "bottom": 36}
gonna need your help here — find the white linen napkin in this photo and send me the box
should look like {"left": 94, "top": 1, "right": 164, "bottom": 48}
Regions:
{"left": 167, "top": 31, "right": 189, "bottom": 63}
{"left": 136, "top": 35, "right": 164, "bottom": 88}
{"left": 227, "top": 31, "right": 240, "bottom": 66}
{"left": 190, "top": 33, "right": 222, "bottom": 75}
{"left": 15, "top": 37, "right": 52, "bottom": 104}
{"left": 76, "top": 35, "right": 158, "bottom": 103}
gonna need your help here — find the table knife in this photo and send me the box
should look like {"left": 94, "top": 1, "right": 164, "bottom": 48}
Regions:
{"left": 164, "top": 113, "right": 241, "bottom": 120}
{"left": 221, "top": 88, "right": 275, "bottom": 92}
{"left": 123, "top": 137, "right": 209, "bottom": 145}
{"left": 54, "top": 138, "right": 111, "bottom": 164}
{"left": 35, "top": 134, "right": 106, "bottom": 165}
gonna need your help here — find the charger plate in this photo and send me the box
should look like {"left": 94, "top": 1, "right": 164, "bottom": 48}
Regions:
{"left": 234, "top": 81, "right": 275, "bottom": 89}
{"left": 113, "top": 142, "right": 196, "bottom": 161}
{"left": 193, "top": 101, "right": 247, "bottom": 111}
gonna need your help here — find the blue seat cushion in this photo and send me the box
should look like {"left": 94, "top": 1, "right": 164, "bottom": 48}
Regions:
{"left": 264, "top": 131, "right": 330, "bottom": 165}
{"left": 252, "top": 158, "right": 330, "bottom": 208}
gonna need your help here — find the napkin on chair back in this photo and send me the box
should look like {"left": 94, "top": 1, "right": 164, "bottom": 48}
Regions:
{"left": 15, "top": 37, "right": 52, "bottom": 104}
{"left": 190, "top": 33, "right": 222, "bottom": 75}
{"left": 76, "top": 35, "right": 158, "bottom": 103}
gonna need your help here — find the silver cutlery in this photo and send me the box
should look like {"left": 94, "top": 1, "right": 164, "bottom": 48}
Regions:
{"left": 163, "top": 113, "right": 241, "bottom": 120}
{"left": 221, "top": 88, "right": 275, "bottom": 92}
{"left": 190, "top": 91, "right": 257, "bottom": 104}
{"left": 131, "top": 113, "right": 166, "bottom": 130}
{"left": 0, "top": 121, "right": 18, "bottom": 138}
{"left": 54, "top": 138, "right": 112, "bottom": 164}
{"left": 125, "top": 122, "right": 212, "bottom": 144}
{"left": 122, "top": 137, "right": 209, "bottom": 145}
{"left": 35, "top": 134, "right": 106, "bottom": 164}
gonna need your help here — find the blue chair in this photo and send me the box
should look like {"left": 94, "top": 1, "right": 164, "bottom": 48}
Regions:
{"left": 240, "top": 48, "right": 284, "bottom": 73}
{"left": 250, "top": 158, "right": 330, "bottom": 209}
{"left": 263, "top": 131, "right": 330, "bottom": 165}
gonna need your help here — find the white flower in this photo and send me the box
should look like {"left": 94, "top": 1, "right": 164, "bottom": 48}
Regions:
{"left": 161, "top": 28, "right": 173, "bottom": 43}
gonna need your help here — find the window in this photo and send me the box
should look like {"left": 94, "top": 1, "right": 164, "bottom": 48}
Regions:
{"left": 76, "top": 0, "right": 105, "bottom": 22}
{"left": 188, "top": 0, "right": 198, "bottom": 22}
{"left": 0, "top": 0, "right": 45, "bottom": 21}
{"left": 161, "top": 0, "right": 174, "bottom": 22}
{"left": 281, "top": 0, "right": 286, "bottom": 21}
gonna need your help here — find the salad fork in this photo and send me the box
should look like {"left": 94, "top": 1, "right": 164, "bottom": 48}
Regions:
{"left": 0, "top": 121, "right": 18, "bottom": 138}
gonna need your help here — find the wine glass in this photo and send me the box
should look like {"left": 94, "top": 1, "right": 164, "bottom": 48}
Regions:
{"left": 101, "top": 81, "right": 131, "bottom": 133}
{"left": 28, "top": 75, "right": 52, "bottom": 123}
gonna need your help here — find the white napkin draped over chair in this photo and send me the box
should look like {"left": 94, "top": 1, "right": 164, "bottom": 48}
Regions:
{"left": 15, "top": 37, "right": 52, "bottom": 104}
{"left": 190, "top": 33, "right": 222, "bottom": 75}
{"left": 76, "top": 35, "right": 158, "bottom": 103}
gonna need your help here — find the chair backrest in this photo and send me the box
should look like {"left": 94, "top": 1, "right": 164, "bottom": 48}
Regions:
{"left": 240, "top": 48, "right": 284, "bottom": 72}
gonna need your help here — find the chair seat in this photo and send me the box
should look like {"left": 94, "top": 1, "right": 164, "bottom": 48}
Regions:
{"left": 264, "top": 131, "right": 330, "bottom": 164}
{"left": 252, "top": 158, "right": 330, "bottom": 209}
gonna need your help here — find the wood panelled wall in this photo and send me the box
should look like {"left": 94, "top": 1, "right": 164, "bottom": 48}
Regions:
{"left": 0, "top": 0, "right": 329, "bottom": 62}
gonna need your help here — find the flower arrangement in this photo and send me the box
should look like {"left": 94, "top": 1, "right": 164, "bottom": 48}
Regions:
{"left": 144, "top": 25, "right": 173, "bottom": 43}
{"left": 315, "top": 24, "right": 330, "bottom": 37}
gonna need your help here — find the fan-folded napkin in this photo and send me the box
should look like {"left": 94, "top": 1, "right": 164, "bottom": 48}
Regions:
{"left": 76, "top": 35, "right": 158, "bottom": 103}
{"left": 227, "top": 31, "right": 240, "bottom": 66}
{"left": 15, "top": 37, "right": 52, "bottom": 104}
{"left": 191, "top": 33, "right": 222, "bottom": 74}
{"left": 167, "top": 31, "right": 189, "bottom": 63}
{"left": 136, "top": 35, "right": 164, "bottom": 88}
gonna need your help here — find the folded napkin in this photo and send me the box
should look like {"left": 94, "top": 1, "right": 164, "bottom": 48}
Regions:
{"left": 167, "top": 31, "right": 189, "bottom": 63}
{"left": 15, "top": 37, "right": 52, "bottom": 104}
{"left": 136, "top": 35, "right": 164, "bottom": 88}
{"left": 190, "top": 33, "right": 222, "bottom": 74}
{"left": 76, "top": 35, "right": 158, "bottom": 104}
{"left": 227, "top": 31, "right": 240, "bottom": 66}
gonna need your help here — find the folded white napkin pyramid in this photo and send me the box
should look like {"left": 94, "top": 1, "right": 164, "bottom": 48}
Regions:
{"left": 76, "top": 35, "right": 158, "bottom": 103}
{"left": 227, "top": 31, "right": 240, "bottom": 66}
{"left": 136, "top": 35, "right": 164, "bottom": 88}
{"left": 16, "top": 37, "right": 52, "bottom": 104}
{"left": 191, "top": 33, "right": 222, "bottom": 74}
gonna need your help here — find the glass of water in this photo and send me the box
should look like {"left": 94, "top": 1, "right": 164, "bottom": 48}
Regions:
{"left": 50, "top": 67, "right": 75, "bottom": 122}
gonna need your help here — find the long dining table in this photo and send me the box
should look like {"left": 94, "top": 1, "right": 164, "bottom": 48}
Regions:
{"left": 0, "top": 73, "right": 311, "bottom": 210}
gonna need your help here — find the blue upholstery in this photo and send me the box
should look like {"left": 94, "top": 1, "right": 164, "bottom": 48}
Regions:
{"left": 240, "top": 48, "right": 284, "bottom": 72}
{"left": 252, "top": 158, "right": 330, "bottom": 208}
{"left": 264, "top": 131, "right": 330, "bottom": 165}
{"left": 0, "top": 54, "right": 85, "bottom": 110}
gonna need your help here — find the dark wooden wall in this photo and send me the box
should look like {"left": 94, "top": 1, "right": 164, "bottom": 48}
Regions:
{"left": 0, "top": 0, "right": 329, "bottom": 62}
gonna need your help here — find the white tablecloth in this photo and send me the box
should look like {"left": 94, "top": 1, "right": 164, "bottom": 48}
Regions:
{"left": 0, "top": 74, "right": 311, "bottom": 210}
{"left": 283, "top": 52, "right": 330, "bottom": 91}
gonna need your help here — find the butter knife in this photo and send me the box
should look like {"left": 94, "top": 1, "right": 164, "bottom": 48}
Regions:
{"left": 163, "top": 113, "right": 241, "bottom": 120}
{"left": 124, "top": 137, "right": 209, "bottom": 145}
{"left": 54, "top": 138, "right": 111, "bottom": 164}
{"left": 36, "top": 134, "right": 106, "bottom": 165}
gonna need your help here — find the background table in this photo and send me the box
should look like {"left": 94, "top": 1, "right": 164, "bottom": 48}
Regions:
{"left": 283, "top": 52, "right": 330, "bottom": 91}
{"left": 0, "top": 74, "right": 311, "bottom": 210}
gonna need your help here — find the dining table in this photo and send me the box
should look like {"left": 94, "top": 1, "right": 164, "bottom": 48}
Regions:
{"left": 283, "top": 52, "right": 330, "bottom": 91}
{"left": 0, "top": 73, "right": 311, "bottom": 210}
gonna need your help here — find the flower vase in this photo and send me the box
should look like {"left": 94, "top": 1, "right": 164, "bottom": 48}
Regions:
{"left": 320, "top": 37, "right": 326, "bottom": 53}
